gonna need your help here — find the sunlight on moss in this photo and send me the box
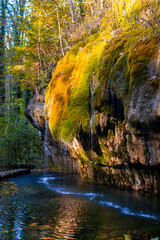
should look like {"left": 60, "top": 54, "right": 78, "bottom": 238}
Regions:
{"left": 45, "top": 0, "right": 159, "bottom": 142}
{"left": 45, "top": 32, "right": 108, "bottom": 141}
{"left": 124, "top": 235, "right": 132, "bottom": 240}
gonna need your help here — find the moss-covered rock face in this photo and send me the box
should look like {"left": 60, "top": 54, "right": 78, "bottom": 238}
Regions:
{"left": 29, "top": 1, "right": 160, "bottom": 196}
{"left": 44, "top": 24, "right": 160, "bottom": 196}
{"left": 45, "top": 27, "right": 159, "bottom": 141}
{"left": 25, "top": 90, "right": 80, "bottom": 173}
{"left": 43, "top": 25, "right": 160, "bottom": 196}
{"left": 45, "top": 32, "right": 107, "bottom": 141}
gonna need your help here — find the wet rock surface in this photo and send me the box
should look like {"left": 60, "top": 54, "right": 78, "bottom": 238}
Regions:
{"left": 25, "top": 90, "right": 80, "bottom": 173}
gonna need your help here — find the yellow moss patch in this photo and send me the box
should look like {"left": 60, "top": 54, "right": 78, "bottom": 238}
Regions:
{"left": 45, "top": 23, "right": 159, "bottom": 142}
{"left": 45, "top": 32, "right": 111, "bottom": 140}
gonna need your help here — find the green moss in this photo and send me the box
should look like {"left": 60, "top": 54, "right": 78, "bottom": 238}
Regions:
{"left": 110, "top": 54, "right": 129, "bottom": 89}
{"left": 93, "top": 84, "right": 104, "bottom": 110}
{"left": 98, "top": 136, "right": 121, "bottom": 161}
{"left": 90, "top": 28, "right": 99, "bottom": 35}
{"left": 70, "top": 40, "right": 87, "bottom": 55}
{"left": 45, "top": 30, "right": 106, "bottom": 141}
{"left": 123, "top": 70, "right": 130, "bottom": 98}
{"left": 143, "top": 146, "right": 150, "bottom": 160}
{"left": 75, "top": 149, "right": 89, "bottom": 165}
{"left": 108, "top": 129, "right": 114, "bottom": 137}
{"left": 81, "top": 175, "right": 96, "bottom": 183}
{"left": 124, "top": 234, "right": 132, "bottom": 240}
{"left": 128, "top": 35, "right": 158, "bottom": 86}
{"left": 48, "top": 161, "right": 67, "bottom": 172}
{"left": 45, "top": 22, "right": 158, "bottom": 142}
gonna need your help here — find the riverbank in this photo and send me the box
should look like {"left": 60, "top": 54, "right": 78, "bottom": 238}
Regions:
{"left": 0, "top": 169, "right": 31, "bottom": 180}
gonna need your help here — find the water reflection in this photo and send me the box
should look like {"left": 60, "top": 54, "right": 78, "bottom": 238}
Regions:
{"left": 40, "top": 175, "right": 159, "bottom": 220}
{"left": 0, "top": 173, "right": 160, "bottom": 239}
{"left": 53, "top": 197, "right": 83, "bottom": 239}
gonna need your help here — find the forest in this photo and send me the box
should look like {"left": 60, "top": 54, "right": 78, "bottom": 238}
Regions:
{"left": 0, "top": 0, "right": 159, "bottom": 170}
{"left": 0, "top": 0, "right": 107, "bottom": 169}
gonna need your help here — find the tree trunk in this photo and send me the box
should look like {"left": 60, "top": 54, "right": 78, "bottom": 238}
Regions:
{"left": 78, "top": 0, "right": 85, "bottom": 18}
{"left": 69, "top": 0, "right": 75, "bottom": 23}
{"left": 57, "top": 4, "right": 64, "bottom": 57}
{"left": 0, "top": 0, "right": 6, "bottom": 105}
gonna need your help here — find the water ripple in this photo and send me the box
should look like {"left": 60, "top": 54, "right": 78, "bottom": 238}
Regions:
{"left": 39, "top": 176, "right": 159, "bottom": 221}
{"left": 48, "top": 186, "right": 103, "bottom": 199}
{"left": 98, "top": 201, "right": 158, "bottom": 220}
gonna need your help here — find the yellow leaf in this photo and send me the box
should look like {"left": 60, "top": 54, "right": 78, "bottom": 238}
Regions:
{"left": 30, "top": 222, "right": 38, "bottom": 227}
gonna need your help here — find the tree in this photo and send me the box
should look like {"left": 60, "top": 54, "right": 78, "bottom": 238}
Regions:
{"left": 0, "top": 0, "right": 8, "bottom": 106}
{"left": 0, "top": 0, "right": 45, "bottom": 169}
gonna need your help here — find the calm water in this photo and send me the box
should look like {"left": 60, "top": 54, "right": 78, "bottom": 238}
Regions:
{"left": 0, "top": 173, "right": 160, "bottom": 240}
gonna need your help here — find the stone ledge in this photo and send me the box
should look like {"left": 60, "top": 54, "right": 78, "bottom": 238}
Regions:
{"left": 0, "top": 169, "right": 31, "bottom": 180}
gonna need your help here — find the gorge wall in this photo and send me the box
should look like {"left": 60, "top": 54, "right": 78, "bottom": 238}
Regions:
{"left": 24, "top": 90, "right": 80, "bottom": 173}
{"left": 25, "top": 26, "right": 160, "bottom": 196}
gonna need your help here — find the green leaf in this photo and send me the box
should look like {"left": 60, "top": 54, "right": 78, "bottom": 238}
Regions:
{"left": 124, "top": 235, "right": 132, "bottom": 240}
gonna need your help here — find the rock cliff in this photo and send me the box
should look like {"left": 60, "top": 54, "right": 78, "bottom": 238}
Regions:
{"left": 25, "top": 24, "right": 160, "bottom": 196}
{"left": 24, "top": 89, "right": 80, "bottom": 173}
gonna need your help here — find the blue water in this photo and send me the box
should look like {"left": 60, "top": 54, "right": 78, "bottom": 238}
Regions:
{"left": 0, "top": 173, "right": 160, "bottom": 239}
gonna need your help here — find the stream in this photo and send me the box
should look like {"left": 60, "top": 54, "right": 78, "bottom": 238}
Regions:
{"left": 0, "top": 173, "right": 160, "bottom": 239}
